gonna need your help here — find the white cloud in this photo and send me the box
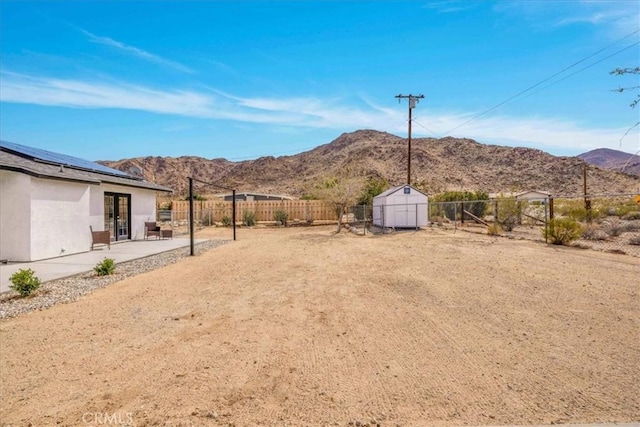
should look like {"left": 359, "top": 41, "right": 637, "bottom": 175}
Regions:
{"left": 80, "top": 29, "right": 194, "bottom": 74}
{"left": 495, "top": 0, "right": 640, "bottom": 38}
{"left": 1, "top": 71, "right": 636, "bottom": 155}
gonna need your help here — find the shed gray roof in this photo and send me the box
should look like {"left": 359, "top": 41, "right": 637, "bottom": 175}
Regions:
{"left": 0, "top": 147, "right": 172, "bottom": 193}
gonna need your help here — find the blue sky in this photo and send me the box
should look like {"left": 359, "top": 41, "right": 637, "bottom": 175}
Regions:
{"left": 1, "top": 1, "right": 639, "bottom": 161}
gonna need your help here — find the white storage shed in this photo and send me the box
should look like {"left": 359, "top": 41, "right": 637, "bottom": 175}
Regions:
{"left": 373, "top": 185, "right": 428, "bottom": 229}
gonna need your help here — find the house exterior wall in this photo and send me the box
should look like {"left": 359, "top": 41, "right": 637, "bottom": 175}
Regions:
{"left": 0, "top": 171, "right": 31, "bottom": 261}
{"left": 373, "top": 186, "right": 428, "bottom": 228}
{"left": 30, "top": 177, "right": 92, "bottom": 261}
{"left": 91, "top": 183, "right": 157, "bottom": 241}
{"left": 1, "top": 171, "right": 160, "bottom": 262}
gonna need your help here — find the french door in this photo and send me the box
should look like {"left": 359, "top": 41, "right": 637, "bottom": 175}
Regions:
{"left": 104, "top": 192, "right": 131, "bottom": 241}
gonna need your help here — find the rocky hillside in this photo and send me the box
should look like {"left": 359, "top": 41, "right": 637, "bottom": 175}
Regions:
{"left": 100, "top": 129, "right": 640, "bottom": 197}
{"left": 578, "top": 148, "right": 640, "bottom": 177}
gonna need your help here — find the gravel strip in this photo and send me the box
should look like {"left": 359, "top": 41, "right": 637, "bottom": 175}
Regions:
{"left": 0, "top": 240, "right": 228, "bottom": 320}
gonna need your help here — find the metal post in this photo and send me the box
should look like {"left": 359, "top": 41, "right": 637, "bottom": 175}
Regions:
{"left": 544, "top": 197, "right": 549, "bottom": 244}
{"left": 584, "top": 163, "right": 592, "bottom": 223}
{"left": 408, "top": 102, "right": 412, "bottom": 185}
{"left": 454, "top": 202, "right": 457, "bottom": 231}
{"left": 232, "top": 189, "right": 237, "bottom": 241}
{"left": 189, "top": 177, "right": 194, "bottom": 256}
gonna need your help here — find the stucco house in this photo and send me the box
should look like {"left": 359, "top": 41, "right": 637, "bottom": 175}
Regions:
{"left": 0, "top": 140, "right": 171, "bottom": 262}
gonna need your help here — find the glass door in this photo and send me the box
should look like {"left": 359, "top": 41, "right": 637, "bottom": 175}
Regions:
{"left": 104, "top": 192, "right": 131, "bottom": 241}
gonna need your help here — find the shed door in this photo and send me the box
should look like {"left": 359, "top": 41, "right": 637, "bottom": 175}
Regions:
{"left": 394, "top": 203, "right": 417, "bottom": 227}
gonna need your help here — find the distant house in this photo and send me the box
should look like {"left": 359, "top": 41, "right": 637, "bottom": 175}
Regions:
{"left": 372, "top": 185, "right": 428, "bottom": 229}
{"left": 221, "top": 192, "right": 294, "bottom": 202}
{"left": 0, "top": 140, "right": 171, "bottom": 262}
{"left": 515, "top": 190, "right": 552, "bottom": 201}
{"left": 490, "top": 190, "right": 551, "bottom": 201}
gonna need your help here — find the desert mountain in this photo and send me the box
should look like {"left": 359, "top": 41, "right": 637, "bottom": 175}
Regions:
{"left": 100, "top": 130, "right": 640, "bottom": 198}
{"left": 578, "top": 148, "right": 640, "bottom": 177}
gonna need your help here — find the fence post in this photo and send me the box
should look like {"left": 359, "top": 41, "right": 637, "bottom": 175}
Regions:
{"left": 454, "top": 202, "right": 457, "bottom": 230}
{"left": 544, "top": 197, "right": 549, "bottom": 244}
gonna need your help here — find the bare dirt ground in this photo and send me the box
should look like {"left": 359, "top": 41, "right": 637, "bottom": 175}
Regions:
{"left": 1, "top": 226, "right": 638, "bottom": 426}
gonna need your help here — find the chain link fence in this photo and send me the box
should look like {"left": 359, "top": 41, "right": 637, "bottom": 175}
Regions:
{"left": 158, "top": 194, "right": 640, "bottom": 257}
{"left": 428, "top": 194, "right": 640, "bottom": 257}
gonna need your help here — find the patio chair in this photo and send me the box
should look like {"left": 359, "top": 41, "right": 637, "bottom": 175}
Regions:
{"left": 90, "top": 226, "right": 111, "bottom": 250}
{"left": 144, "top": 222, "right": 161, "bottom": 240}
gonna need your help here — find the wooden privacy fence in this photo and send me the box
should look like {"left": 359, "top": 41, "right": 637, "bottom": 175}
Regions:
{"left": 167, "top": 199, "right": 337, "bottom": 223}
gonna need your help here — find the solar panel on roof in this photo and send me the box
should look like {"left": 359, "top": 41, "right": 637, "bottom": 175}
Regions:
{"left": 0, "top": 140, "right": 136, "bottom": 179}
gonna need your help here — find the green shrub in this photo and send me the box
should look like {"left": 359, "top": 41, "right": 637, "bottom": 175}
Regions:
{"left": 496, "top": 197, "right": 526, "bottom": 231}
{"left": 543, "top": 217, "right": 583, "bottom": 245}
{"left": 94, "top": 258, "right": 116, "bottom": 276}
{"left": 274, "top": 209, "right": 288, "bottom": 226}
{"left": 431, "top": 191, "right": 489, "bottom": 220}
{"left": 242, "top": 210, "right": 256, "bottom": 227}
{"left": 9, "top": 268, "right": 41, "bottom": 297}
{"left": 221, "top": 216, "right": 232, "bottom": 227}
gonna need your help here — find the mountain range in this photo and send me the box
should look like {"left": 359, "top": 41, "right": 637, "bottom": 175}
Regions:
{"left": 100, "top": 130, "right": 640, "bottom": 198}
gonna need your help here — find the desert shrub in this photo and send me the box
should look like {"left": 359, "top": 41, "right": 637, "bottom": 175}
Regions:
{"left": 9, "top": 268, "right": 41, "bottom": 297}
{"left": 431, "top": 191, "right": 489, "bottom": 220}
{"left": 184, "top": 194, "right": 207, "bottom": 201}
{"left": 221, "top": 215, "right": 232, "bottom": 227}
{"left": 487, "top": 223, "right": 502, "bottom": 236}
{"left": 543, "top": 217, "right": 583, "bottom": 245}
{"left": 201, "top": 213, "right": 214, "bottom": 227}
{"left": 242, "top": 210, "right": 256, "bottom": 227}
{"left": 621, "top": 211, "right": 640, "bottom": 220}
{"left": 582, "top": 224, "right": 608, "bottom": 241}
{"left": 496, "top": 197, "right": 526, "bottom": 231}
{"left": 274, "top": 209, "right": 288, "bottom": 226}
{"left": 602, "top": 218, "right": 625, "bottom": 237}
{"left": 94, "top": 258, "right": 115, "bottom": 276}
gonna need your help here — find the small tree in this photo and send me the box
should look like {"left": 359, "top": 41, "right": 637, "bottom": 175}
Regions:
{"left": 357, "top": 177, "right": 389, "bottom": 206}
{"left": 311, "top": 173, "right": 365, "bottom": 232}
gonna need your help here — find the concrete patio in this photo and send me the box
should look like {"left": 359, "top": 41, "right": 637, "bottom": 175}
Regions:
{"left": 0, "top": 237, "right": 205, "bottom": 293}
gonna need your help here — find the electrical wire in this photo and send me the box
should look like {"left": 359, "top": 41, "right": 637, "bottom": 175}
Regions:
{"left": 440, "top": 28, "right": 640, "bottom": 136}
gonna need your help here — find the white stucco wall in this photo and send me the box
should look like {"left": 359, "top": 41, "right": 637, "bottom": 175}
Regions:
{"left": 1, "top": 170, "right": 161, "bottom": 261}
{"left": 30, "top": 178, "right": 92, "bottom": 261}
{"left": 91, "top": 184, "right": 158, "bottom": 241}
{"left": 0, "top": 171, "right": 31, "bottom": 261}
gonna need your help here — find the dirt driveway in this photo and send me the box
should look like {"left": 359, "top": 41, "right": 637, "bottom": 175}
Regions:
{"left": 1, "top": 226, "right": 638, "bottom": 426}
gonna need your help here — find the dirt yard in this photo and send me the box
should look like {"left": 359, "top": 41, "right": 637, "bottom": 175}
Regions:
{"left": 1, "top": 226, "right": 638, "bottom": 426}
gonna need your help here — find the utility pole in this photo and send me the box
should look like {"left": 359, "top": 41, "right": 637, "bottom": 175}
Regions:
{"left": 396, "top": 94, "right": 424, "bottom": 184}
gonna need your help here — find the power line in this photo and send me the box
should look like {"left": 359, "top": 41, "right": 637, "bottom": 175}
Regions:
{"left": 440, "top": 28, "right": 640, "bottom": 136}
{"left": 513, "top": 41, "right": 640, "bottom": 106}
